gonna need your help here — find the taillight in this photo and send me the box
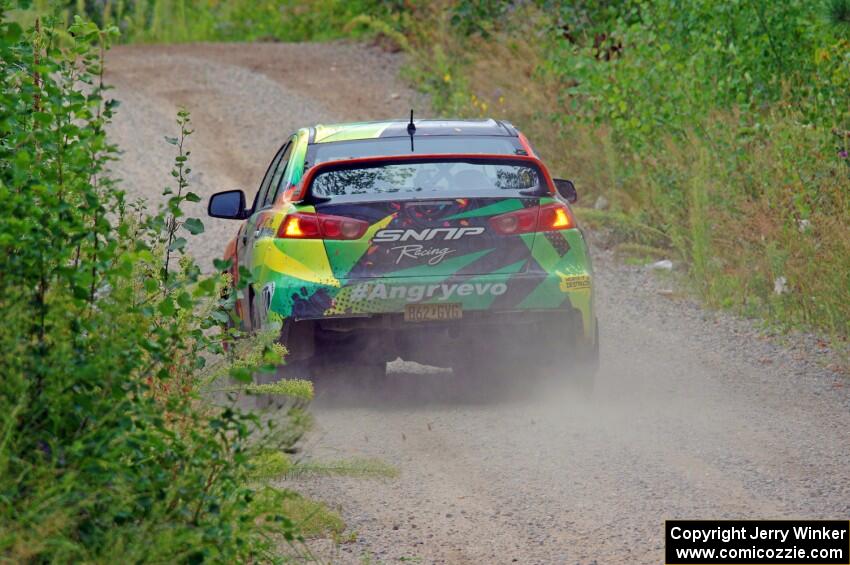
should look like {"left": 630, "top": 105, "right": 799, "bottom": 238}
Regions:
{"left": 319, "top": 215, "right": 369, "bottom": 239}
{"left": 489, "top": 202, "right": 575, "bottom": 235}
{"left": 280, "top": 213, "right": 321, "bottom": 238}
{"left": 538, "top": 203, "right": 574, "bottom": 230}
{"left": 278, "top": 212, "right": 368, "bottom": 240}
{"left": 489, "top": 207, "right": 537, "bottom": 235}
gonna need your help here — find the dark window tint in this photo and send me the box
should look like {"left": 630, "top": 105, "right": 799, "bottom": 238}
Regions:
{"left": 253, "top": 142, "right": 288, "bottom": 211}
{"left": 311, "top": 160, "right": 541, "bottom": 198}
{"left": 310, "top": 136, "right": 522, "bottom": 164}
{"left": 264, "top": 141, "right": 293, "bottom": 206}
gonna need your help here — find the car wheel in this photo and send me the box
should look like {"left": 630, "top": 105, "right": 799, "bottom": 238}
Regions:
{"left": 567, "top": 320, "right": 598, "bottom": 396}
{"left": 248, "top": 286, "right": 264, "bottom": 332}
{"left": 533, "top": 311, "right": 598, "bottom": 394}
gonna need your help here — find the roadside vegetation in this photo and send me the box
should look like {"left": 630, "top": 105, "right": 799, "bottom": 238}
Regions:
{"left": 410, "top": 0, "right": 850, "bottom": 341}
{"left": 0, "top": 6, "right": 344, "bottom": 561}
{"left": 395, "top": 0, "right": 850, "bottom": 341}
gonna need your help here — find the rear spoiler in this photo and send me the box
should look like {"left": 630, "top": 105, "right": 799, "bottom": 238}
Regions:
{"left": 280, "top": 153, "right": 557, "bottom": 204}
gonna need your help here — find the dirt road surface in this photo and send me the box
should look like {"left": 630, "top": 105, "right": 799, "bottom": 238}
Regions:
{"left": 107, "top": 42, "right": 850, "bottom": 564}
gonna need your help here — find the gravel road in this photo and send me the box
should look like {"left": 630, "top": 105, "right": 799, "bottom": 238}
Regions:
{"left": 106, "top": 42, "right": 850, "bottom": 564}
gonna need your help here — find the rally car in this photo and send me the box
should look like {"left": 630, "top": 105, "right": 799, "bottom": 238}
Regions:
{"left": 208, "top": 118, "right": 598, "bottom": 388}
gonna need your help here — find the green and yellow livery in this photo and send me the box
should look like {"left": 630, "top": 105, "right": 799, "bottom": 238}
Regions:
{"left": 209, "top": 119, "right": 598, "bottom": 387}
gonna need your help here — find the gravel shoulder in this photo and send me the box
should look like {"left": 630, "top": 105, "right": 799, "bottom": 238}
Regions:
{"left": 106, "top": 42, "right": 850, "bottom": 565}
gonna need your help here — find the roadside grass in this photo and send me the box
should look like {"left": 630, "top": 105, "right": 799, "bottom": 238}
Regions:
{"left": 0, "top": 12, "right": 335, "bottom": 560}
{"left": 278, "top": 491, "right": 346, "bottom": 539}
{"left": 575, "top": 209, "right": 672, "bottom": 249}
{"left": 247, "top": 449, "right": 399, "bottom": 542}
{"left": 613, "top": 243, "right": 673, "bottom": 265}
{"left": 289, "top": 457, "right": 400, "bottom": 479}
{"left": 389, "top": 2, "right": 850, "bottom": 346}
{"left": 17, "top": 0, "right": 395, "bottom": 44}
{"left": 251, "top": 450, "right": 399, "bottom": 480}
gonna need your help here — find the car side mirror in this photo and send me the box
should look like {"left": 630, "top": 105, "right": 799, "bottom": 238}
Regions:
{"left": 208, "top": 190, "right": 247, "bottom": 220}
{"left": 553, "top": 179, "right": 578, "bottom": 203}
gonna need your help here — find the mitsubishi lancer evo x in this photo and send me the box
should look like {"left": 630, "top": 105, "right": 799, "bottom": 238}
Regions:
{"left": 208, "top": 118, "right": 598, "bottom": 389}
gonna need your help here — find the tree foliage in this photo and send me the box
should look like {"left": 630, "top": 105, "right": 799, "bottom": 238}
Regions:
{"left": 0, "top": 6, "right": 309, "bottom": 562}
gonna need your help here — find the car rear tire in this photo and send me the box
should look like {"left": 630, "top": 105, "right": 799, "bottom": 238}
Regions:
{"left": 532, "top": 311, "right": 598, "bottom": 395}
{"left": 567, "top": 320, "right": 598, "bottom": 396}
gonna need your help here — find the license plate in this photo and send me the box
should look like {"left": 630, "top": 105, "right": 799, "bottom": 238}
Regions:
{"left": 404, "top": 303, "right": 462, "bottom": 322}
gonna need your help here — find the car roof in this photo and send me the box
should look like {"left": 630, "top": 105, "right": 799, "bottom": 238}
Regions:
{"left": 309, "top": 119, "right": 518, "bottom": 144}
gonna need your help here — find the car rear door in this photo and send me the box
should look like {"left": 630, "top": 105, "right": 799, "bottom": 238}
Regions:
{"left": 239, "top": 138, "right": 293, "bottom": 326}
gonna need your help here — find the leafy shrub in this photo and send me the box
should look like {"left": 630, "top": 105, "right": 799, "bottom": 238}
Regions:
{"left": 536, "top": 0, "right": 850, "bottom": 333}
{"left": 0, "top": 8, "right": 313, "bottom": 562}
{"left": 30, "top": 0, "right": 409, "bottom": 43}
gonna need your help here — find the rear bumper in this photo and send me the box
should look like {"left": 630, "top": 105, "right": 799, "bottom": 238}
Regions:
{"left": 284, "top": 307, "right": 598, "bottom": 367}
{"left": 268, "top": 270, "right": 594, "bottom": 335}
{"left": 265, "top": 273, "right": 595, "bottom": 362}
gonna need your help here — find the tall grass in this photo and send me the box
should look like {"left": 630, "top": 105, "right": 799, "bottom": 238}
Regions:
{"left": 24, "top": 0, "right": 400, "bottom": 44}
{"left": 394, "top": 1, "right": 850, "bottom": 339}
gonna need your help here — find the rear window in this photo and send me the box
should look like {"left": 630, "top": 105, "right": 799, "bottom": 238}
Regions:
{"left": 309, "top": 136, "right": 523, "bottom": 164}
{"left": 310, "top": 159, "right": 542, "bottom": 198}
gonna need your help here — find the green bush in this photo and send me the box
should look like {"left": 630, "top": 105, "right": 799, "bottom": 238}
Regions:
{"left": 547, "top": 0, "right": 850, "bottom": 144}
{"left": 0, "top": 9, "right": 312, "bottom": 562}
{"left": 537, "top": 0, "right": 850, "bottom": 334}
{"left": 28, "top": 0, "right": 408, "bottom": 43}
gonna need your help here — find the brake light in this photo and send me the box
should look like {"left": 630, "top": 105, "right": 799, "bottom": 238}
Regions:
{"left": 280, "top": 214, "right": 321, "bottom": 238}
{"left": 278, "top": 212, "right": 368, "bottom": 240}
{"left": 320, "top": 215, "right": 369, "bottom": 239}
{"left": 540, "top": 204, "right": 574, "bottom": 230}
{"left": 489, "top": 207, "right": 537, "bottom": 235}
{"left": 489, "top": 203, "right": 575, "bottom": 235}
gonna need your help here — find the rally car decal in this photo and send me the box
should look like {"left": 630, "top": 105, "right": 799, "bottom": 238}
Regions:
{"left": 250, "top": 195, "right": 593, "bottom": 339}
{"left": 216, "top": 121, "right": 597, "bottom": 344}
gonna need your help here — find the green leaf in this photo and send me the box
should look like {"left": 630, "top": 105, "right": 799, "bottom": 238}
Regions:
{"left": 177, "top": 292, "right": 194, "bottom": 309}
{"left": 210, "top": 309, "right": 230, "bottom": 323}
{"left": 4, "top": 22, "right": 23, "bottom": 41}
{"left": 183, "top": 218, "right": 205, "bottom": 235}
{"left": 168, "top": 237, "right": 187, "bottom": 251}
{"left": 185, "top": 192, "right": 201, "bottom": 202}
{"left": 213, "top": 258, "right": 233, "bottom": 271}
{"left": 158, "top": 297, "right": 175, "bottom": 316}
{"left": 164, "top": 136, "right": 179, "bottom": 145}
{"left": 230, "top": 367, "right": 253, "bottom": 383}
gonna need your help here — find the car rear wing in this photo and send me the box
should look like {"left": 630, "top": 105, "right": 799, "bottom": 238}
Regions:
{"left": 279, "top": 153, "right": 559, "bottom": 205}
